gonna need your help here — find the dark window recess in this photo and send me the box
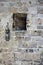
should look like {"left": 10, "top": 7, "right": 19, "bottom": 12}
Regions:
{"left": 12, "top": 13, "right": 27, "bottom": 31}
{"left": 5, "top": 22, "right": 10, "bottom": 41}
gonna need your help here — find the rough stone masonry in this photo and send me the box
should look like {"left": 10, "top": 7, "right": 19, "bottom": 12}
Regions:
{"left": 0, "top": 0, "right": 43, "bottom": 65}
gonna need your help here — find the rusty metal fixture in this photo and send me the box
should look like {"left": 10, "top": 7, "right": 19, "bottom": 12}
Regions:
{"left": 5, "top": 22, "right": 10, "bottom": 41}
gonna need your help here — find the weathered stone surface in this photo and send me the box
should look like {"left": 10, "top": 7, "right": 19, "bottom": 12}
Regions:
{"left": 0, "top": 0, "right": 43, "bottom": 65}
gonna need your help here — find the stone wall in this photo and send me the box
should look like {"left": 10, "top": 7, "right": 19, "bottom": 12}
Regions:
{"left": 0, "top": 0, "right": 43, "bottom": 65}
